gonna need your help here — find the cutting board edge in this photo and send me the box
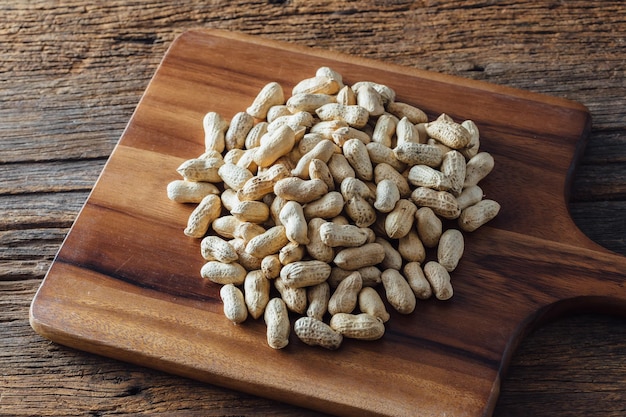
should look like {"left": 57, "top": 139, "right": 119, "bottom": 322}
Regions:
{"left": 178, "top": 28, "right": 591, "bottom": 115}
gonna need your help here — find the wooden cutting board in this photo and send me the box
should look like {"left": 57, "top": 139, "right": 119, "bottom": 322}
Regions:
{"left": 30, "top": 29, "right": 626, "bottom": 417}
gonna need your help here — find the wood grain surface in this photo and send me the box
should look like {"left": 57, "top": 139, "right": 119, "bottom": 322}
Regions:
{"left": 1, "top": 2, "right": 625, "bottom": 416}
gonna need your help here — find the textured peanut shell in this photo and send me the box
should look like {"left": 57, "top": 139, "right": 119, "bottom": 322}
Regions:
{"left": 404, "top": 262, "right": 433, "bottom": 300}
{"left": 328, "top": 271, "right": 362, "bottom": 315}
{"left": 358, "top": 287, "right": 390, "bottom": 323}
{"left": 415, "top": 206, "right": 443, "bottom": 248}
{"left": 220, "top": 284, "right": 248, "bottom": 324}
{"left": 384, "top": 199, "right": 417, "bottom": 239}
{"left": 333, "top": 242, "right": 385, "bottom": 270}
{"left": 245, "top": 225, "right": 289, "bottom": 258}
{"left": 244, "top": 270, "right": 270, "bottom": 320}
{"left": 246, "top": 82, "right": 285, "bottom": 120}
{"left": 319, "top": 222, "right": 370, "bottom": 247}
{"left": 176, "top": 157, "right": 223, "bottom": 183}
{"left": 306, "top": 282, "right": 331, "bottom": 321}
{"left": 423, "top": 261, "right": 454, "bottom": 301}
{"left": 274, "top": 177, "right": 328, "bottom": 204}
{"left": 201, "top": 261, "right": 246, "bottom": 285}
{"left": 306, "top": 218, "right": 335, "bottom": 263}
{"left": 381, "top": 269, "right": 416, "bottom": 314}
{"left": 329, "top": 313, "right": 385, "bottom": 341}
{"left": 410, "top": 187, "right": 460, "bottom": 220}
{"left": 398, "top": 229, "right": 426, "bottom": 263}
{"left": 184, "top": 194, "right": 222, "bottom": 238}
{"left": 458, "top": 199, "right": 501, "bottom": 232}
{"left": 274, "top": 277, "right": 307, "bottom": 314}
{"left": 264, "top": 298, "right": 290, "bottom": 349}
{"left": 343, "top": 138, "right": 373, "bottom": 181}
{"left": 166, "top": 180, "right": 219, "bottom": 203}
{"left": 294, "top": 317, "right": 343, "bottom": 350}
{"left": 438, "top": 228, "right": 465, "bottom": 272}
{"left": 200, "top": 236, "right": 238, "bottom": 263}
{"left": 279, "top": 260, "right": 332, "bottom": 288}
{"left": 424, "top": 117, "right": 471, "bottom": 149}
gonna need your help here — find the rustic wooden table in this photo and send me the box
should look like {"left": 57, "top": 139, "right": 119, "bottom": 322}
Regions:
{"left": 1, "top": 1, "right": 624, "bottom": 416}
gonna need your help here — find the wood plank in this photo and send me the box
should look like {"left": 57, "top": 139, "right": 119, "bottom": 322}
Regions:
{"left": 29, "top": 30, "right": 626, "bottom": 417}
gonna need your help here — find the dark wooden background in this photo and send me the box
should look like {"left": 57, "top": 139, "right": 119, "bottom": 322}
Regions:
{"left": 1, "top": 1, "right": 624, "bottom": 416}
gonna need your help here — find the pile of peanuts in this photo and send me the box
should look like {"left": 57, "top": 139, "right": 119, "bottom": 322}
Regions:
{"left": 167, "top": 67, "right": 500, "bottom": 350}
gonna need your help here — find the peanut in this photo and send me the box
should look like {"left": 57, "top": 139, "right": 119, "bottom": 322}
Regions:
{"left": 373, "top": 179, "right": 400, "bottom": 213}
{"left": 292, "top": 75, "right": 340, "bottom": 96}
{"left": 279, "top": 260, "right": 332, "bottom": 288}
{"left": 274, "top": 277, "right": 307, "bottom": 314}
{"left": 332, "top": 126, "right": 371, "bottom": 146}
{"left": 329, "top": 313, "right": 385, "bottom": 341}
{"left": 176, "top": 157, "right": 224, "bottom": 183}
{"left": 458, "top": 199, "right": 501, "bottom": 232}
{"left": 319, "top": 222, "right": 370, "bottom": 247}
{"left": 354, "top": 82, "right": 385, "bottom": 116}
{"left": 264, "top": 297, "right": 290, "bottom": 349}
{"left": 375, "top": 237, "right": 403, "bottom": 271}
{"left": 423, "top": 261, "right": 453, "bottom": 301}
{"left": 203, "top": 112, "right": 229, "bottom": 153}
{"left": 410, "top": 187, "right": 460, "bottom": 220}
{"left": 218, "top": 163, "right": 253, "bottom": 191}
{"left": 261, "top": 254, "right": 282, "bottom": 280}
{"left": 382, "top": 269, "right": 416, "bottom": 314}
{"left": 305, "top": 218, "right": 335, "bottom": 263}
{"left": 225, "top": 111, "right": 254, "bottom": 151}
{"left": 246, "top": 82, "right": 285, "bottom": 120}
{"left": 456, "top": 184, "right": 484, "bottom": 211}
{"left": 404, "top": 262, "right": 432, "bottom": 300}
{"left": 253, "top": 125, "right": 296, "bottom": 168}
{"left": 358, "top": 287, "right": 390, "bottom": 323}
{"left": 394, "top": 142, "right": 443, "bottom": 168}
{"left": 279, "top": 242, "right": 305, "bottom": 265}
{"left": 229, "top": 238, "right": 263, "bottom": 271}
{"left": 200, "top": 261, "right": 246, "bottom": 285}
{"left": 279, "top": 200, "right": 309, "bottom": 245}
{"left": 333, "top": 242, "right": 385, "bottom": 270}
{"left": 274, "top": 177, "right": 328, "bottom": 204}
{"left": 230, "top": 200, "right": 270, "bottom": 224}
{"left": 294, "top": 316, "right": 343, "bottom": 350}
{"left": 463, "top": 152, "right": 495, "bottom": 188}
{"left": 303, "top": 191, "right": 344, "bottom": 220}
{"left": 438, "top": 228, "right": 464, "bottom": 272}
{"left": 220, "top": 284, "right": 248, "bottom": 324}
{"left": 244, "top": 270, "right": 270, "bottom": 320}
{"left": 366, "top": 142, "right": 406, "bottom": 172}
{"left": 184, "top": 194, "right": 221, "bottom": 238}
{"left": 343, "top": 138, "right": 373, "bottom": 181}
{"left": 424, "top": 116, "right": 472, "bottom": 149}
{"left": 327, "top": 271, "right": 362, "bottom": 315}
{"left": 306, "top": 281, "right": 330, "bottom": 321}
{"left": 245, "top": 225, "right": 289, "bottom": 258}
{"left": 398, "top": 229, "right": 426, "bottom": 263}
{"left": 372, "top": 114, "right": 398, "bottom": 147}
{"left": 415, "top": 206, "right": 443, "bottom": 248}
{"left": 167, "top": 180, "right": 219, "bottom": 203}
{"left": 316, "top": 103, "right": 370, "bottom": 129}
{"left": 384, "top": 198, "right": 417, "bottom": 239}
{"left": 407, "top": 164, "right": 452, "bottom": 191}
{"left": 200, "top": 236, "right": 238, "bottom": 263}
{"left": 395, "top": 116, "right": 421, "bottom": 146}
{"left": 440, "top": 150, "right": 466, "bottom": 195}
{"left": 387, "top": 101, "right": 428, "bottom": 124}
{"left": 308, "top": 158, "right": 335, "bottom": 191}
